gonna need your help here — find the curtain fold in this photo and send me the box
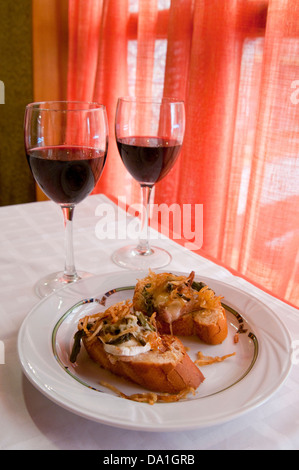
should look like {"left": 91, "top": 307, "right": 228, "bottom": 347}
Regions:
{"left": 169, "top": 1, "right": 245, "bottom": 258}
{"left": 33, "top": 0, "right": 299, "bottom": 307}
{"left": 154, "top": 0, "right": 194, "bottom": 205}
{"left": 238, "top": 0, "right": 299, "bottom": 303}
{"left": 67, "top": 0, "right": 103, "bottom": 102}
{"left": 135, "top": 0, "right": 158, "bottom": 98}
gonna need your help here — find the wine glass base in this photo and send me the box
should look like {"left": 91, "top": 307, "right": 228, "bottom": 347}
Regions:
{"left": 34, "top": 270, "right": 93, "bottom": 298}
{"left": 111, "top": 245, "right": 172, "bottom": 271}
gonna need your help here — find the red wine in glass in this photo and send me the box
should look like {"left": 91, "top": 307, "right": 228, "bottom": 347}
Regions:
{"left": 116, "top": 136, "right": 182, "bottom": 185}
{"left": 26, "top": 145, "right": 107, "bottom": 205}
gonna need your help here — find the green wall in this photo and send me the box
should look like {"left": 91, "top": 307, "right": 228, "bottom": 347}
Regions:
{"left": 0, "top": 0, "right": 35, "bottom": 205}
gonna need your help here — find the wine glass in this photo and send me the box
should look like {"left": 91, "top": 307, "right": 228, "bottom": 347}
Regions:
{"left": 24, "top": 101, "right": 109, "bottom": 297}
{"left": 112, "top": 96, "right": 185, "bottom": 270}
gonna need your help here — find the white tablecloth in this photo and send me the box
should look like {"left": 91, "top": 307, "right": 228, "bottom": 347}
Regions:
{"left": 0, "top": 194, "right": 298, "bottom": 450}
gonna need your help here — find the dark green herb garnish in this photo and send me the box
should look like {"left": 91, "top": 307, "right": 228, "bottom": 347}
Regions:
{"left": 142, "top": 285, "right": 155, "bottom": 315}
{"left": 192, "top": 281, "right": 215, "bottom": 295}
{"left": 178, "top": 293, "right": 191, "bottom": 301}
{"left": 137, "top": 336, "right": 147, "bottom": 346}
{"left": 107, "top": 332, "right": 133, "bottom": 345}
{"left": 70, "top": 329, "right": 86, "bottom": 363}
{"left": 166, "top": 283, "right": 174, "bottom": 292}
{"left": 137, "top": 311, "right": 155, "bottom": 331}
{"left": 191, "top": 281, "right": 207, "bottom": 292}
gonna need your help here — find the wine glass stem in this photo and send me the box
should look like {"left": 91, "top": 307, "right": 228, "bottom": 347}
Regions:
{"left": 61, "top": 205, "right": 79, "bottom": 281}
{"left": 136, "top": 184, "right": 153, "bottom": 255}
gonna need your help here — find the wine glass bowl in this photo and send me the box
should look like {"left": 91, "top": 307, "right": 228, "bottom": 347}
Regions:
{"left": 24, "top": 101, "right": 108, "bottom": 297}
{"left": 112, "top": 96, "right": 185, "bottom": 270}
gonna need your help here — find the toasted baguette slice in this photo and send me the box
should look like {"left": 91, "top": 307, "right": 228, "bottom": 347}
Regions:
{"left": 154, "top": 308, "right": 228, "bottom": 346}
{"left": 71, "top": 300, "right": 204, "bottom": 394}
{"left": 133, "top": 270, "right": 228, "bottom": 345}
{"left": 83, "top": 334, "right": 204, "bottom": 394}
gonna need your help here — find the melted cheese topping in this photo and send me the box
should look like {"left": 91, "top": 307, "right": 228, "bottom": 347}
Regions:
{"left": 104, "top": 339, "right": 151, "bottom": 357}
{"left": 163, "top": 300, "right": 185, "bottom": 322}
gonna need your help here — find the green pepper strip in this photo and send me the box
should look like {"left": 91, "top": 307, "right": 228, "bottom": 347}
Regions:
{"left": 70, "top": 329, "right": 86, "bottom": 363}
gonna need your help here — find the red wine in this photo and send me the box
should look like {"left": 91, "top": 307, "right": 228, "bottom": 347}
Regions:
{"left": 26, "top": 145, "right": 107, "bottom": 205}
{"left": 116, "top": 136, "right": 181, "bottom": 185}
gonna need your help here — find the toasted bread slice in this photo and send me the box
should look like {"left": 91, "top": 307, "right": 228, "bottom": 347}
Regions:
{"left": 82, "top": 334, "right": 204, "bottom": 394}
{"left": 71, "top": 300, "right": 204, "bottom": 394}
{"left": 133, "top": 270, "right": 228, "bottom": 345}
{"left": 155, "top": 308, "right": 228, "bottom": 346}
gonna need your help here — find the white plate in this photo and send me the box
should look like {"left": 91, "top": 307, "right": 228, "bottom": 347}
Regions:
{"left": 17, "top": 271, "right": 292, "bottom": 431}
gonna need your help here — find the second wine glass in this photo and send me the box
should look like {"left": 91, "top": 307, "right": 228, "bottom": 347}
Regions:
{"left": 112, "top": 96, "right": 185, "bottom": 270}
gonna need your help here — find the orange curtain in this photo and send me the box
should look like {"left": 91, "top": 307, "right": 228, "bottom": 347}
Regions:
{"left": 237, "top": 0, "right": 299, "bottom": 306}
{"left": 34, "top": 0, "right": 299, "bottom": 307}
